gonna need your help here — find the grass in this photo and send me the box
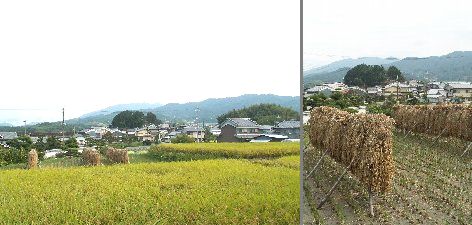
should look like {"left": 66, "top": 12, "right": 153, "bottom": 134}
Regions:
{"left": 303, "top": 131, "right": 472, "bottom": 224}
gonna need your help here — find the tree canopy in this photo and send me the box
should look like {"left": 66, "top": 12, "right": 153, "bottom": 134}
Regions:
{"left": 344, "top": 64, "right": 405, "bottom": 87}
{"left": 111, "top": 111, "right": 162, "bottom": 129}
{"left": 216, "top": 104, "right": 299, "bottom": 125}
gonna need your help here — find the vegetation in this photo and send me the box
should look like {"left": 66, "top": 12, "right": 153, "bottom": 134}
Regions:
{"left": 170, "top": 134, "right": 195, "bottom": 143}
{"left": 217, "top": 103, "right": 299, "bottom": 125}
{"left": 0, "top": 160, "right": 299, "bottom": 224}
{"left": 149, "top": 142, "right": 299, "bottom": 159}
{"left": 344, "top": 64, "right": 405, "bottom": 88}
{"left": 304, "top": 131, "right": 471, "bottom": 224}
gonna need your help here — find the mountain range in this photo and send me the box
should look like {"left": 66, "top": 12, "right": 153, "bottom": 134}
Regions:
{"left": 65, "top": 94, "right": 299, "bottom": 127}
{"left": 304, "top": 51, "right": 472, "bottom": 86}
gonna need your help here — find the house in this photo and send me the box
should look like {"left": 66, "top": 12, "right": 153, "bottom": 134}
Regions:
{"left": 182, "top": 127, "right": 205, "bottom": 142}
{"left": 304, "top": 85, "right": 334, "bottom": 97}
{"left": 163, "top": 131, "right": 181, "bottom": 143}
{"left": 273, "top": 120, "right": 300, "bottom": 139}
{"left": 258, "top": 125, "right": 273, "bottom": 134}
{"left": 426, "top": 89, "right": 447, "bottom": 103}
{"left": 218, "top": 118, "right": 261, "bottom": 142}
{"left": 250, "top": 134, "right": 288, "bottom": 142}
{"left": 444, "top": 82, "right": 472, "bottom": 101}
{"left": 366, "top": 86, "right": 382, "bottom": 95}
{"left": 383, "top": 82, "right": 415, "bottom": 97}
{"left": 76, "top": 136, "right": 87, "bottom": 146}
{"left": 0, "top": 132, "right": 18, "bottom": 147}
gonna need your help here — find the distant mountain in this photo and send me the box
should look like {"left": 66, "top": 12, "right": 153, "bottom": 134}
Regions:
{"left": 303, "top": 51, "right": 472, "bottom": 85}
{"left": 0, "top": 122, "right": 12, "bottom": 127}
{"left": 304, "top": 67, "right": 350, "bottom": 87}
{"left": 80, "top": 103, "right": 162, "bottom": 119}
{"left": 390, "top": 51, "right": 472, "bottom": 81}
{"left": 304, "top": 57, "right": 399, "bottom": 75}
{"left": 67, "top": 94, "right": 300, "bottom": 126}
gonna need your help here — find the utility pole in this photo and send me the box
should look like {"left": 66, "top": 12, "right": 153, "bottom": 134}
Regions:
{"left": 23, "top": 120, "right": 27, "bottom": 136}
{"left": 396, "top": 75, "right": 400, "bottom": 104}
{"left": 195, "top": 107, "right": 200, "bottom": 142}
{"left": 62, "top": 108, "right": 65, "bottom": 144}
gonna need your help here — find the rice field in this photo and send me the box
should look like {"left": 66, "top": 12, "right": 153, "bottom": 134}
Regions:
{"left": 149, "top": 142, "right": 300, "bottom": 159}
{"left": 0, "top": 142, "right": 300, "bottom": 224}
{"left": 303, "top": 132, "right": 472, "bottom": 225}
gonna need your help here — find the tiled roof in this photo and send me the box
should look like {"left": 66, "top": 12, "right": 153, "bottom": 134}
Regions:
{"left": 446, "top": 82, "right": 472, "bottom": 89}
{"left": 275, "top": 120, "right": 300, "bottom": 129}
{"left": 221, "top": 118, "right": 259, "bottom": 128}
{"left": 0, "top": 132, "right": 18, "bottom": 140}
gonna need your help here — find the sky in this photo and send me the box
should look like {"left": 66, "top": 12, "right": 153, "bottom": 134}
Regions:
{"left": 304, "top": 0, "right": 472, "bottom": 70}
{"left": 0, "top": 0, "right": 300, "bottom": 125}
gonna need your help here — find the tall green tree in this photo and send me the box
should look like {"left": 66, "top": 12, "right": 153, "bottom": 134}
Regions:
{"left": 111, "top": 110, "right": 146, "bottom": 129}
{"left": 216, "top": 104, "right": 299, "bottom": 125}
{"left": 344, "top": 64, "right": 405, "bottom": 87}
{"left": 145, "top": 112, "right": 162, "bottom": 125}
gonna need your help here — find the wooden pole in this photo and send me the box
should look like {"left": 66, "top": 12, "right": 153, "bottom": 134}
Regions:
{"left": 460, "top": 142, "right": 472, "bottom": 157}
{"left": 317, "top": 155, "right": 357, "bottom": 209}
{"left": 431, "top": 128, "right": 447, "bottom": 146}
{"left": 306, "top": 148, "right": 329, "bottom": 178}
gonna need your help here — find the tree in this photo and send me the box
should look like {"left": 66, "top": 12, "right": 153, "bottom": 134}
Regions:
{"left": 203, "top": 127, "right": 217, "bottom": 143}
{"left": 216, "top": 104, "right": 299, "bottom": 125}
{"left": 103, "top": 131, "right": 114, "bottom": 143}
{"left": 111, "top": 110, "right": 145, "bottom": 129}
{"left": 344, "top": 64, "right": 406, "bottom": 88}
{"left": 45, "top": 136, "right": 63, "bottom": 150}
{"left": 65, "top": 137, "right": 79, "bottom": 149}
{"left": 145, "top": 112, "right": 162, "bottom": 125}
{"left": 6, "top": 135, "right": 33, "bottom": 151}
{"left": 170, "top": 134, "right": 195, "bottom": 143}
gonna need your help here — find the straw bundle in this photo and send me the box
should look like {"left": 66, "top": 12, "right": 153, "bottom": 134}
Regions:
{"left": 309, "top": 106, "right": 395, "bottom": 193}
{"left": 106, "top": 148, "right": 129, "bottom": 164}
{"left": 27, "top": 149, "right": 38, "bottom": 169}
{"left": 393, "top": 104, "right": 472, "bottom": 141}
{"left": 82, "top": 148, "right": 101, "bottom": 166}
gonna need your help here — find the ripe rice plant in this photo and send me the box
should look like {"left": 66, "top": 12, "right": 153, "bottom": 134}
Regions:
{"left": 309, "top": 106, "right": 395, "bottom": 193}
{"left": 0, "top": 159, "right": 299, "bottom": 224}
{"left": 393, "top": 104, "right": 472, "bottom": 141}
{"left": 149, "top": 142, "right": 300, "bottom": 159}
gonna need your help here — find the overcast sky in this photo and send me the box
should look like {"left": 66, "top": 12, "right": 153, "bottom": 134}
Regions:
{"left": 0, "top": 0, "right": 300, "bottom": 125}
{"left": 304, "top": 0, "right": 472, "bottom": 70}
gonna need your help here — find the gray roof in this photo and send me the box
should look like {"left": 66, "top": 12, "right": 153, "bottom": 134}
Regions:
{"left": 0, "top": 132, "right": 18, "bottom": 140}
{"left": 275, "top": 120, "right": 300, "bottom": 129}
{"left": 446, "top": 82, "right": 472, "bottom": 89}
{"left": 183, "top": 127, "right": 204, "bottom": 132}
{"left": 258, "top": 125, "right": 273, "bottom": 130}
{"left": 221, "top": 118, "right": 259, "bottom": 128}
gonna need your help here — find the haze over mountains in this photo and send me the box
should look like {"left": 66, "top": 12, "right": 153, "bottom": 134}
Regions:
{"left": 304, "top": 51, "right": 472, "bottom": 86}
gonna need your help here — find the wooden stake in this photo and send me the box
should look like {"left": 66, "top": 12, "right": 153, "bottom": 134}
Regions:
{"left": 317, "top": 155, "right": 357, "bottom": 209}
{"left": 306, "top": 148, "right": 329, "bottom": 178}
{"left": 460, "top": 142, "right": 472, "bottom": 157}
{"left": 431, "top": 128, "right": 447, "bottom": 146}
{"left": 368, "top": 185, "right": 374, "bottom": 217}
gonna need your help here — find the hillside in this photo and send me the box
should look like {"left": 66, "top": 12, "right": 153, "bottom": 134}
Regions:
{"left": 69, "top": 94, "right": 299, "bottom": 126}
{"left": 304, "top": 51, "right": 472, "bottom": 85}
{"left": 80, "top": 103, "right": 162, "bottom": 119}
{"left": 304, "top": 57, "right": 399, "bottom": 75}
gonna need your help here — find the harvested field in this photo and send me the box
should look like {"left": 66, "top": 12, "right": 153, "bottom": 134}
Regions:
{"left": 303, "top": 132, "right": 472, "bottom": 225}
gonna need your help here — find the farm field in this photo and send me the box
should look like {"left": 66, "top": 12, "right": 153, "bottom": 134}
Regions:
{"left": 303, "top": 132, "right": 472, "bottom": 225}
{"left": 0, "top": 142, "right": 300, "bottom": 224}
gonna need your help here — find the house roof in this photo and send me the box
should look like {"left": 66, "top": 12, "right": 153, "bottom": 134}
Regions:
{"left": 275, "top": 120, "right": 300, "bottom": 129}
{"left": 0, "top": 132, "right": 18, "bottom": 140}
{"left": 183, "top": 127, "right": 204, "bottom": 132}
{"left": 446, "top": 82, "right": 472, "bottom": 89}
{"left": 306, "top": 86, "right": 333, "bottom": 93}
{"left": 221, "top": 118, "right": 259, "bottom": 128}
{"left": 258, "top": 125, "right": 273, "bottom": 130}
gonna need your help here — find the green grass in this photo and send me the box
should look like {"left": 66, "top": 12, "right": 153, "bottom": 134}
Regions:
{"left": 0, "top": 159, "right": 299, "bottom": 224}
{"left": 149, "top": 142, "right": 300, "bottom": 160}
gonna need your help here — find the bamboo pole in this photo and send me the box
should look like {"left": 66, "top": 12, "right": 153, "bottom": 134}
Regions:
{"left": 306, "top": 148, "right": 329, "bottom": 178}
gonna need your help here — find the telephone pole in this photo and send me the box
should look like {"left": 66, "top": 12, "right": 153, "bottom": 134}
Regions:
{"left": 62, "top": 108, "right": 65, "bottom": 143}
{"left": 23, "top": 120, "right": 27, "bottom": 136}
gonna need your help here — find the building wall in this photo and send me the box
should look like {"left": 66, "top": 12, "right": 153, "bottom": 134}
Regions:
{"left": 217, "top": 125, "right": 239, "bottom": 142}
{"left": 274, "top": 128, "right": 300, "bottom": 139}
